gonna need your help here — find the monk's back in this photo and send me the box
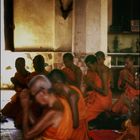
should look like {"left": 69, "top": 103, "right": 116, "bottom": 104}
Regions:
{"left": 43, "top": 98, "right": 73, "bottom": 140}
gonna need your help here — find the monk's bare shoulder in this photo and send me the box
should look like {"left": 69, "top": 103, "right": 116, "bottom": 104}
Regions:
{"left": 101, "top": 66, "right": 110, "bottom": 74}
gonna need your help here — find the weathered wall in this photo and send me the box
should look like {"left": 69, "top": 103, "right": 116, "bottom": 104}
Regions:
{"left": 14, "top": 0, "right": 55, "bottom": 50}
{"left": 55, "top": 0, "right": 72, "bottom": 51}
{"left": 73, "top": 0, "right": 86, "bottom": 53}
{"left": 14, "top": 0, "right": 108, "bottom": 53}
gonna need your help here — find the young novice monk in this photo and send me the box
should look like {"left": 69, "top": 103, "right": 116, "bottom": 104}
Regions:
{"left": 112, "top": 55, "right": 140, "bottom": 114}
{"left": 20, "top": 75, "right": 73, "bottom": 140}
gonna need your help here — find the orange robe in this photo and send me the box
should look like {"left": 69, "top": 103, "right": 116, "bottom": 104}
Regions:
{"left": 28, "top": 70, "right": 49, "bottom": 81}
{"left": 62, "top": 67, "right": 76, "bottom": 83}
{"left": 69, "top": 85, "right": 89, "bottom": 140}
{"left": 62, "top": 67, "right": 80, "bottom": 88}
{"left": 40, "top": 98, "right": 73, "bottom": 140}
{"left": 85, "top": 70, "right": 112, "bottom": 121}
{"left": 112, "top": 69, "right": 140, "bottom": 114}
{"left": 27, "top": 71, "right": 49, "bottom": 119}
{"left": 14, "top": 72, "right": 30, "bottom": 87}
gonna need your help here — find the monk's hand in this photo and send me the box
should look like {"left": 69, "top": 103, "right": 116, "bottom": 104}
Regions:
{"left": 20, "top": 89, "right": 30, "bottom": 110}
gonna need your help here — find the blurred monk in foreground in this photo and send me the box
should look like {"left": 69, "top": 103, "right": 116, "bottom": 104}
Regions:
{"left": 20, "top": 75, "right": 73, "bottom": 140}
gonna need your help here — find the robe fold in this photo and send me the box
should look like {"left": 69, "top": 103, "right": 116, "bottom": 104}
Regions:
{"left": 85, "top": 70, "right": 112, "bottom": 121}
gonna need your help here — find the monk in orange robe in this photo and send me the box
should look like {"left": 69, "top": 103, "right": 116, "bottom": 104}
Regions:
{"left": 84, "top": 55, "right": 112, "bottom": 121}
{"left": 20, "top": 75, "right": 73, "bottom": 140}
{"left": 112, "top": 55, "right": 140, "bottom": 114}
{"left": 116, "top": 96, "right": 140, "bottom": 140}
{"left": 27, "top": 55, "right": 49, "bottom": 118}
{"left": 1, "top": 57, "right": 30, "bottom": 128}
{"left": 28, "top": 55, "right": 49, "bottom": 81}
{"left": 62, "top": 53, "right": 82, "bottom": 88}
{"left": 68, "top": 85, "right": 89, "bottom": 140}
{"left": 48, "top": 69, "right": 89, "bottom": 140}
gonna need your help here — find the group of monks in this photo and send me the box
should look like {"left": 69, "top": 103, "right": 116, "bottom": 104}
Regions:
{"left": 0, "top": 52, "right": 139, "bottom": 140}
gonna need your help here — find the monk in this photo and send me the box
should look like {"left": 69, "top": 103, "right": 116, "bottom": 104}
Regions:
{"left": 1, "top": 57, "right": 30, "bottom": 128}
{"left": 48, "top": 69, "right": 89, "bottom": 140}
{"left": 28, "top": 55, "right": 48, "bottom": 79}
{"left": 84, "top": 55, "right": 112, "bottom": 122}
{"left": 27, "top": 55, "right": 49, "bottom": 118}
{"left": 20, "top": 75, "right": 73, "bottom": 140}
{"left": 116, "top": 96, "right": 140, "bottom": 140}
{"left": 62, "top": 53, "right": 82, "bottom": 88}
{"left": 112, "top": 55, "right": 140, "bottom": 114}
{"left": 95, "top": 51, "right": 113, "bottom": 87}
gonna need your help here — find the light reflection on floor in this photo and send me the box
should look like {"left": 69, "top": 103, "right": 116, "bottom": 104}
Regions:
{"left": 0, "top": 90, "right": 22, "bottom": 140}
{"left": 0, "top": 90, "right": 15, "bottom": 110}
{"left": 0, "top": 90, "right": 16, "bottom": 129}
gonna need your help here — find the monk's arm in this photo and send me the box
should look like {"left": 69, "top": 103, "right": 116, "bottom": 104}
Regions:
{"left": 83, "top": 76, "right": 105, "bottom": 94}
{"left": 69, "top": 93, "right": 79, "bottom": 128}
{"left": 95, "top": 72, "right": 109, "bottom": 96}
{"left": 20, "top": 89, "right": 31, "bottom": 137}
{"left": 119, "top": 70, "right": 139, "bottom": 89}
{"left": 25, "top": 111, "right": 55, "bottom": 140}
{"left": 22, "top": 104, "right": 30, "bottom": 138}
{"left": 28, "top": 111, "right": 37, "bottom": 125}
{"left": 124, "top": 78, "right": 139, "bottom": 89}
{"left": 76, "top": 68, "right": 82, "bottom": 88}
{"left": 101, "top": 72, "right": 109, "bottom": 95}
{"left": 110, "top": 69, "right": 114, "bottom": 89}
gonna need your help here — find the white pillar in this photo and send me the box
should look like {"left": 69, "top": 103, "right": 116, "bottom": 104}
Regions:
{"left": 85, "top": 0, "right": 108, "bottom": 54}
{"left": 100, "top": 0, "right": 108, "bottom": 54}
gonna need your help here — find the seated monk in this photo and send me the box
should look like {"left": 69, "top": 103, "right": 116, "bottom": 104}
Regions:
{"left": 84, "top": 55, "right": 112, "bottom": 123}
{"left": 62, "top": 53, "right": 82, "bottom": 88}
{"left": 95, "top": 51, "right": 113, "bottom": 87}
{"left": 28, "top": 55, "right": 49, "bottom": 80}
{"left": 20, "top": 75, "right": 73, "bottom": 140}
{"left": 112, "top": 55, "right": 140, "bottom": 114}
{"left": 48, "top": 69, "right": 89, "bottom": 140}
{"left": 1, "top": 57, "right": 30, "bottom": 128}
{"left": 27, "top": 55, "right": 49, "bottom": 118}
{"left": 116, "top": 96, "right": 140, "bottom": 140}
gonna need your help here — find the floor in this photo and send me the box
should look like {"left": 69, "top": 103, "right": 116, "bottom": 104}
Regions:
{"left": 0, "top": 90, "right": 22, "bottom": 140}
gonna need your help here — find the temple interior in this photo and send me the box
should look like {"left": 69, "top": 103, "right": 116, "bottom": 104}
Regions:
{"left": 0, "top": 0, "right": 139, "bottom": 140}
